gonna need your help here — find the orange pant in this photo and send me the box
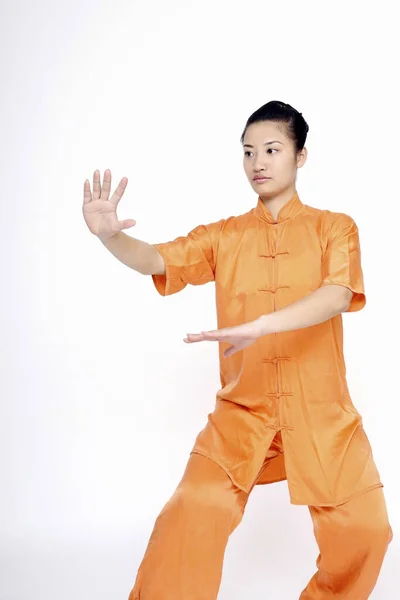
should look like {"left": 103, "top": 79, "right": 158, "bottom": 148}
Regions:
{"left": 128, "top": 452, "right": 393, "bottom": 600}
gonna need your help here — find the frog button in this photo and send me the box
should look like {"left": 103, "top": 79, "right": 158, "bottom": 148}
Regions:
{"left": 272, "top": 358, "right": 278, "bottom": 364}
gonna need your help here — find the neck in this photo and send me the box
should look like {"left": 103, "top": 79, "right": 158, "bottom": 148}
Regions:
{"left": 260, "top": 186, "right": 297, "bottom": 220}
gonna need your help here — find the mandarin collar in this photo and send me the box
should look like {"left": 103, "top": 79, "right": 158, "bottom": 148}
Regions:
{"left": 253, "top": 191, "right": 306, "bottom": 224}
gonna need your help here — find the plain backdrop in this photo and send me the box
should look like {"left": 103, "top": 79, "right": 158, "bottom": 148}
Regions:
{"left": 1, "top": 0, "right": 399, "bottom": 598}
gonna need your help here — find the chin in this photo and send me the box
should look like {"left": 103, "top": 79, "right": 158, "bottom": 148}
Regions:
{"left": 252, "top": 181, "right": 276, "bottom": 195}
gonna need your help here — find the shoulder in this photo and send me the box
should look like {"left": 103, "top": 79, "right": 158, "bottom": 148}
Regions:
{"left": 218, "top": 206, "right": 258, "bottom": 233}
{"left": 302, "top": 203, "right": 357, "bottom": 228}
{"left": 318, "top": 209, "right": 359, "bottom": 240}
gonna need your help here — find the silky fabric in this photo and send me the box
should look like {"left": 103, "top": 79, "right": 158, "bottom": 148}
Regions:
{"left": 151, "top": 191, "right": 384, "bottom": 506}
{"left": 128, "top": 452, "right": 393, "bottom": 600}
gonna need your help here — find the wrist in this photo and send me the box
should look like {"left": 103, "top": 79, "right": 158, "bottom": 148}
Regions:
{"left": 98, "top": 232, "right": 118, "bottom": 244}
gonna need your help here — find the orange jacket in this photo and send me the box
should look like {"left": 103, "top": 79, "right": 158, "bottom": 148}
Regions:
{"left": 151, "top": 191, "right": 383, "bottom": 506}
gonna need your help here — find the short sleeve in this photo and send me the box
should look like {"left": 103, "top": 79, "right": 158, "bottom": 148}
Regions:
{"left": 320, "top": 214, "right": 366, "bottom": 312}
{"left": 151, "top": 219, "right": 224, "bottom": 296}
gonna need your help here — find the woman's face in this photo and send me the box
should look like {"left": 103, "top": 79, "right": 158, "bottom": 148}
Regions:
{"left": 242, "top": 121, "right": 307, "bottom": 197}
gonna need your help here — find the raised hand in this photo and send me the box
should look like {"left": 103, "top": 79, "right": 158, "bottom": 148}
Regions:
{"left": 82, "top": 169, "right": 136, "bottom": 240}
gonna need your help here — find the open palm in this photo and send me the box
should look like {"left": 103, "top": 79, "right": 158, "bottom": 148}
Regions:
{"left": 82, "top": 169, "right": 136, "bottom": 239}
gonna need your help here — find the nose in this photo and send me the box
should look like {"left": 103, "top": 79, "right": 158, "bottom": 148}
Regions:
{"left": 252, "top": 157, "right": 269, "bottom": 173}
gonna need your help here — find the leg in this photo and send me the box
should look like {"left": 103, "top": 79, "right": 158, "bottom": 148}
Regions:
{"left": 128, "top": 452, "right": 249, "bottom": 600}
{"left": 299, "top": 486, "right": 393, "bottom": 599}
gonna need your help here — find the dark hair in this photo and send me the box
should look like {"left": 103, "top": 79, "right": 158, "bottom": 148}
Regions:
{"left": 240, "top": 100, "right": 309, "bottom": 152}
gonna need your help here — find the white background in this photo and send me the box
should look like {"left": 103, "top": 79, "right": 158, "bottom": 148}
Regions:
{"left": 1, "top": 0, "right": 399, "bottom": 598}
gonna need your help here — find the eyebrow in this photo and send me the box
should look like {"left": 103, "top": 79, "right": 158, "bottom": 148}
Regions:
{"left": 243, "top": 140, "right": 283, "bottom": 148}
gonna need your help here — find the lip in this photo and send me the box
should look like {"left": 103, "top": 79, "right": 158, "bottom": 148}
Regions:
{"left": 253, "top": 177, "right": 271, "bottom": 182}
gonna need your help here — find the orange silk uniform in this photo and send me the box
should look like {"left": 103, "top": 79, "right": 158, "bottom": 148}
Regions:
{"left": 151, "top": 191, "right": 383, "bottom": 507}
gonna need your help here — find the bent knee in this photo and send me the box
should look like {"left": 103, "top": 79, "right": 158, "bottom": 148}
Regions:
{"left": 355, "top": 518, "right": 393, "bottom": 553}
{"left": 174, "top": 480, "right": 238, "bottom": 516}
{"left": 387, "top": 523, "right": 394, "bottom": 545}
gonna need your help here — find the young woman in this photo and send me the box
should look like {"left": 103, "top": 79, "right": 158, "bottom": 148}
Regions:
{"left": 83, "top": 100, "right": 393, "bottom": 599}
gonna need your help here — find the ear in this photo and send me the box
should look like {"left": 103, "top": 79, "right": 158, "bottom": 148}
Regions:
{"left": 296, "top": 146, "right": 307, "bottom": 168}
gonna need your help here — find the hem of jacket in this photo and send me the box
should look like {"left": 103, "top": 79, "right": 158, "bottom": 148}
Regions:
{"left": 255, "top": 476, "right": 288, "bottom": 485}
{"left": 190, "top": 450, "right": 287, "bottom": 493}
{"left": 288, "top": 482, "right": 384, "bottom": 507}
{"left": 190, "top": 451, "right": 384, "bottom": 507}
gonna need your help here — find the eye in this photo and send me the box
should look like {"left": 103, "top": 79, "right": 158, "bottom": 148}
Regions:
{"left": 244, "top": 148, "right": 278, "bottom": 157}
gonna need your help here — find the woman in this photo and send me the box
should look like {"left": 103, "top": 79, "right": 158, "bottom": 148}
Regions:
{"left": 82, "top": 100, "right": 393, "bottom": 599}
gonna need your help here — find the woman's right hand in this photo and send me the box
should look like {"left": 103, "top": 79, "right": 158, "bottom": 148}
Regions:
{"left": 82, "top": 169, "right": 136, "bottom": 240}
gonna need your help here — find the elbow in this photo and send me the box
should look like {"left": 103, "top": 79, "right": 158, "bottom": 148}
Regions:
{"left": 337, "top": 289, "right": 354, "bottom": 313}
{"left": 338, "top": 299, "right": 351, "bottom": 313}
{"left": 319, "top": 283, "right": 353, "bottom": 314}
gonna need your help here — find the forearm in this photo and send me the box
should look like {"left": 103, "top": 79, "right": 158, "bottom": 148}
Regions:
{"left": 260, "top": 284, "right": 352, "bottom": 335}
{"left": 98, "top": 231, "right": 165, "bottom": 275}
